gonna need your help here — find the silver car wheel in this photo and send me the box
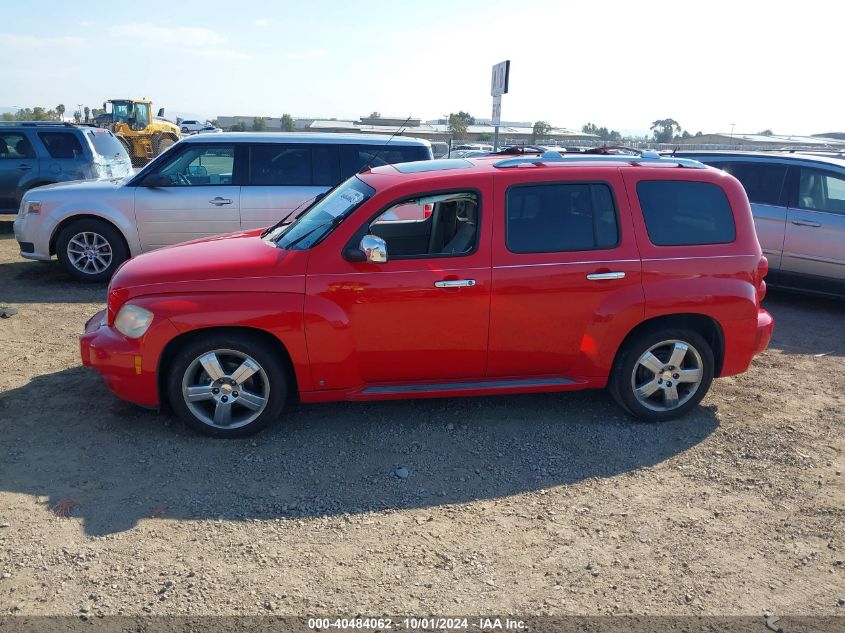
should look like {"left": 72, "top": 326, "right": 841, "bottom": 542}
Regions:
{"left": 181, "top": 349, "right": 270, "bottom": 430}
{"left": 630, "top": 339, "right": 704, "bottom": 412}
{"left": 66, "top": 231, "right": 113, "bottom": 274}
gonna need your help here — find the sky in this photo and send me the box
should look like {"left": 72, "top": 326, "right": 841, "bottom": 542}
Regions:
{"left": 1, "top": 0, "right": 843, "bottom": 136}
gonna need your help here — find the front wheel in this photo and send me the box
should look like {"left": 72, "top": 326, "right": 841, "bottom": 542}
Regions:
{"left": 609, "top": 328, "right": 714, "bottom": 422}
{"left": 167, "top": 334, "right": 288, "bottom": 437}
{"left": 55, "top": 218, "right": 129, "bottom": 282}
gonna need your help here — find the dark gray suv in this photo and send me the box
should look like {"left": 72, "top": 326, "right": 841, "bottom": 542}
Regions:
{"left": 0, "top": 121, "right": 132, "bottom": 214}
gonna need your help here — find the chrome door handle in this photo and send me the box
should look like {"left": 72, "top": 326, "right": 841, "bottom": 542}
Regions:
{"left": 434, "top": 279, "right": 476, "bottom": 288}
{"left": 209, "top": 197, "right": 233, "bottom": 206}
{"left": 586, "top": 272, "right": 626, "bottom": 280}
{"left": 791, "top": 219, "right": 821, "bottom": 227}
{"left": 18, "top": 164, "right": 32, "bottom": 170}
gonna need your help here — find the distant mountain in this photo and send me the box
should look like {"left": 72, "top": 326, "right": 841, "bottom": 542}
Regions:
{"left": 813, "top": 132, "right": 845, "bottom": 140}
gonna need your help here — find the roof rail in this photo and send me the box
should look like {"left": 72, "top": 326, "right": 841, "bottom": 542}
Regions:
{"left": 0, "top": 120, "right": 77, "bottom": 127}
{"left": 492, "top": 150, "right": 706, "bottom": 169}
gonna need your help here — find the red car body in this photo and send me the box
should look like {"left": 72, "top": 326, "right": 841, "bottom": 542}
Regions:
{"left": 81, "top": 155, "right": 773, "bottom": 425}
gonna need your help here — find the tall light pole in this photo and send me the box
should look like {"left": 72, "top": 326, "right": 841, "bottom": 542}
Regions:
{"left": 730, "top": 123, "right": 736, "bottom": 141}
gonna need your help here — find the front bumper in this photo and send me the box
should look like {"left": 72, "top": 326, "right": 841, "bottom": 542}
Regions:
{"left": 80, "top": 309, "right": 178, "bottom": 408}
{"left": 13, "top": 215, "right": 52, "bottom": 260}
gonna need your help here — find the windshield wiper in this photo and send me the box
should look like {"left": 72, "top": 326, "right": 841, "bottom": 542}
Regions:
{"left": 281, "top": 213, "right": 346, "bottom": 251}
{"left": 260, "top": 192, "right": 327, "bottom": 238}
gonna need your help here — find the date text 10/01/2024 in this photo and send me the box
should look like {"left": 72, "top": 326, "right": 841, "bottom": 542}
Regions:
{"left": 307, "top": 617, "right": 526, "bottom": 630}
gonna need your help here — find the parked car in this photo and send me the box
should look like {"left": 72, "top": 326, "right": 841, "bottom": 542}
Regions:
{"left": 79, "top": 152, "right": 773, "bottom": 437}
{"left": 674, "top": 151, "right": 845, "bottom": 296}
{"left": 194, "top": 125, "right": 223, "bottom": 135}
{"left": 179, "top": 120, "right": 206, "bottom": 133}
{"left": 0, "top": 121, "right": 131, "bottom": 214}
{"left": 14, "top": 132, "right": 433, "bottom": 281}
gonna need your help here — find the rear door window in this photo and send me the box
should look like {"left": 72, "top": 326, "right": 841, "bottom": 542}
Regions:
{"left": 719, "top": 161, "right": 787, "bottom": 206}
{"left": 339, "top": 144, "right": 430, "bottom": 178}
{"left": 797, "top": 168, "right": 845, "bottom": 215}
{"left": 38, "top": 132, "right": 84, "bottom": 159}
{"left": 0, "top": 132, "right": 35, "bottom": 159}
{"left": 506, "top": 182, "right": 619, "bottom": 253}
{"left": 637, "top": 180, "right": 735, "bottom": 246}
{"left": 249, "top": 144, "right": 337, "bottom": 186}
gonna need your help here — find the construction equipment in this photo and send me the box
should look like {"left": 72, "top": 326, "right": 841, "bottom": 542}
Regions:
{"left": 96, "top": 99, "right": 180, "bottom": 167}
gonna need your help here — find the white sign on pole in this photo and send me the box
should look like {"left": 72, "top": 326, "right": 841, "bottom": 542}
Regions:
{"left": 491, "top": 95, "right": 502, "bottom": 126}
{"left": 491, "top": 60, "right": 510, "bottom": 97}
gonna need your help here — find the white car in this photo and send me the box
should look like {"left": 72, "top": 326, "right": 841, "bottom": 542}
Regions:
{"left": 14, "top": 133, "right": 433, "bottom": 281}
{"left": 194, "top": 125, "right": 223, "bottom": 135}
{"left": 179, "top": 120, "right": 206, "bottom": 133}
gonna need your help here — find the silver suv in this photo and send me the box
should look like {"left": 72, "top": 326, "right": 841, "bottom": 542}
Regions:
{"left": 14, "top": 132, "right": 432, "bottom": 281}
{"left": 1, "top": 121, "right": 131, "bottom": 214}
{"left": 675, "top": 151, "right": 845, "bottom": 297}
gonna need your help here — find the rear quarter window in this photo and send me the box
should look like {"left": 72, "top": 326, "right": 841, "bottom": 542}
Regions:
{"left": 37, "top": 132, "right": 85, "bottom": 159}
{"left": 87, "top": 129, "right": 128, "bottom": 160}
{"left": 636, "top": 180, "right": 735, "bottom": 246}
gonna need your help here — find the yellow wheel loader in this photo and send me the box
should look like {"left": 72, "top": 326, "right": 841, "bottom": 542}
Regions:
{"left": 97, "top": 99, "right": 180, "bottom": 167}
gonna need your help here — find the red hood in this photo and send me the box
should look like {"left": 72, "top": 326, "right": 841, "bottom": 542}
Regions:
{"left": 110, "top": 229, "right": 308, "bottom": 300}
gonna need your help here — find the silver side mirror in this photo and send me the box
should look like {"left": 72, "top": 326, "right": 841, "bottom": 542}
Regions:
{"left": 360, "top": 234, "right": 388, "bottom": 264}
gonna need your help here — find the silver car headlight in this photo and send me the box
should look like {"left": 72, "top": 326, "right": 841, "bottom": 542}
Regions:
{"left": 23, "top": 200, "right": 42, "bottom": 216}
{"left": 114, "top": 304, "right": 154, "bottom": 338}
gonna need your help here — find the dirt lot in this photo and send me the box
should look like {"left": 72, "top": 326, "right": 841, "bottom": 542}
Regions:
{"left": 0, "top": 219, "right": 843, "bottom": 619}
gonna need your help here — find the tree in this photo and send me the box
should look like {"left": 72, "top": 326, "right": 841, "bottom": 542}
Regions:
{"left": 83, "top": 106, "right": 90, "bottom": 122}
{"left": 231, "top": 121, "right": 247, "bottom": 132}
{"left": 73, "top": 109, "right": 82, "bottom": 123}
{"left": 252, "top": 116, "right": 266, "bottom": 131}
{"left": 448, "top": 111, "right": 474, "bottom": 140}
{"left": 758, "top": 129, "right": 774, "bottom": 136}
{"left": 368, "top": 111, "right": 381, "bottom": 119}
{"left": 532, "top": 120, "right": 552, "bottom": 142}
{"left": 56, "top": 104, "right": 65, "bottom": 121}
{"left": 280, "top": 113, "right": 294, "bottom": 131}
{"left": 650, "top": 118, "right": 682, "bottom": 143}
{"left": 582, "top": 122, "right": 622, "bottom": 143}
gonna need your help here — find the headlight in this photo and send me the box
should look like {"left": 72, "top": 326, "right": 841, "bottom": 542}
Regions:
{"left": 25, "top": 200, "right": 42, "bottom": 215}
{"left": 114, "top": 304, "right": 154, "bottom": 338}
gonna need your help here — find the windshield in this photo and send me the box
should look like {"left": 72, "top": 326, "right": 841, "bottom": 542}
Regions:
{"left": 110, "top": 101, "right": 131, "bottom": 122}
{"left": 87, "top": 129, "right": 128, "bottom": 161}
{"left": 269, "top": 176, "right": 375, "bottom": 250}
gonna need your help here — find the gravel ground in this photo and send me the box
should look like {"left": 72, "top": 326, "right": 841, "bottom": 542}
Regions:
{"left": 0, "top": 220, "right": 843, "bottom": 618}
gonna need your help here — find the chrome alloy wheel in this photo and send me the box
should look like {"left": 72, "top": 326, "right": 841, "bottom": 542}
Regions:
{"left": 181, "top": 349, "right": 270, "bottom": 430}
{"left": 630, "top": 339, "right": 704, "bottom": 412}
{"left": 66, "top": 231, "right": 113, "bottom": 274}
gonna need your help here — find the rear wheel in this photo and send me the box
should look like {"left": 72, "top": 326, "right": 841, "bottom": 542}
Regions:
{"left": 167, "top": 333, "right": 287, "bottom": 437}
{"left": 155, "top": 136, "right": 175, "bottom": 156}
{"left": 55, "top": 218, "right": 128, "bottom": 282}
{"left": 609, "top": 328, "right": 714, "bottom": 422}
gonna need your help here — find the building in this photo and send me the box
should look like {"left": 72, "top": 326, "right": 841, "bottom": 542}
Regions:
{"left": 215, "top": 114, "right": 598, "bottom": 145}
{"left": 674, "top": 133, "right": 845, "bottom": 149}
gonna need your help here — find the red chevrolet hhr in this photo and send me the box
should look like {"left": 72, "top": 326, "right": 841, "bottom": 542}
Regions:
{"left": 80, "top": 151, "right": 774, "bottom": 437}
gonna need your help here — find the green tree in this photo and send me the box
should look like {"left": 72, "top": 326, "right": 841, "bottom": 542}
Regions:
{"left": 532, "top": 120, "right": 552, "bottom": 142}
{"left": 280, "top": 113, "right": 294, "bottom": 131}
{"left": 252, "top": 116, "right": 266, "bottom": 131}
{"left": 650, "top": 118, "right": 682, "bottom": 143}
{"left": 582, "top": 122, "right": 622, "bottom": 143}
{"left": 231, "top": 121, "right": 247, "bottom": 132}
{"left": 1, "top": 113, "right": 14, "bottom": 121}
{"left": 448, "top": 111, "right": 474, "bottom": 140}
{"left": 56, "top": 104, "right": 65, "bottom": 120}
{"left": 83, "top": 106, "right": 90, "bottom": 122}
{"left": 368, "top": 111, "right": 381, "bottom": 119}
{"left": 758, "top": 129, "right": 774, "bottom": 136}
{"left": 73, "top": 109, "right": 82, "bottom": 123}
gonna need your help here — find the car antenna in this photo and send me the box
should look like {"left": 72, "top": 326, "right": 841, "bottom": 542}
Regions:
{"left": 358, "top": 115, "right": 413, "bottom": 174}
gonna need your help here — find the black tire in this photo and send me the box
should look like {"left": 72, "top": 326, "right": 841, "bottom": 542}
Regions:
{"left": 181, "top": 126, "right": 189, "bottom": 134}
{"left": 608, "top": 328, "right": 714, "bottom": 422}
{"left": 167, "top": 333, "right": 288, "bottom": 438}
{"left": 55, "top": 218, "right": 129, "bottom": 283}
{"left": 155, "top": 136, "right": 175, "bottom": 156}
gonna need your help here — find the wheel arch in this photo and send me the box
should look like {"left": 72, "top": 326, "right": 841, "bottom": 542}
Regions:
{"left": 50, "top": 213, "right": 131, "bottom": 257}
{"left": 613, "top": 313, "right": 725, "bottom": 377}
{"left": 156, "top": 326, "right": 299, "bottom": 412}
